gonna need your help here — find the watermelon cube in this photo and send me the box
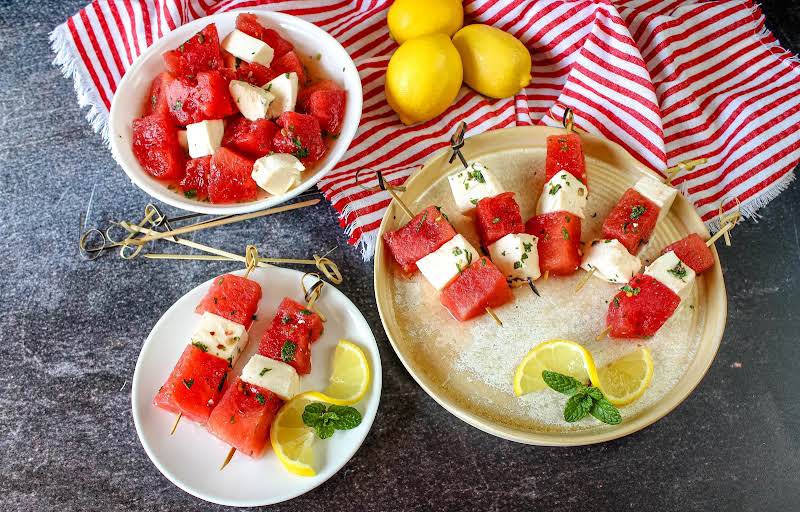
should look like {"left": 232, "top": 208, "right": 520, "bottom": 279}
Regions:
{"left": 440, "top": 257, "right": 513, "bottom": 321}
{"left": 236, "top": 13, "right": 293, "bottom": 58}
{"left": 305, "top": 89, "right": 347, "bottom": 136}
{"left": 475, "top": 192, "right": 525, "bottom": 247}
{"left": 525, "top": 211, "right": 581, "bottom": 275}
{"left": 601, "top": 188, "right": 659, "bottom": 254}
{"left": 163, "top": 24, "right": 223, "bottom": 77}
{"left": 273, "top": 51, "right": 306, "bottom": 85}
{"left": 153, "top": 344, "right": 229, "bottom": 425}
{"left": 546, "top": 133, "right": 587, "bottom": 187}
{"left": 207, "top": 377, "right": 283, "bottom": 457}
{"left": 196, "top": 274, "right": 262, "bottom": 329}
{"left": 143, "top": 72, "right": 173, "bottom": 116}
{"left": 180, "top": 156, "right": 211, "bottom": 200}
{"left": 222, "top": 115, "right": 277, "bottom": 158}
{"left": 273, "top": 297, "right": 324, "bottom": 342}
{"left": 661, "top": 233, "right": 715, "bottom": 274}
{"left": 272, "top": 112, "right": 327, "bottom": 165}
{"left": 132, "top": 113, "right": 186, "bottom": 181}
{"left": 606, "top": 274, "right": 680, "bottom": 339}
{"left": 383, "top": 206, "right": 457, "bottom": 273}
{"left": 258, "top": 310, "right": 313, "bottom": 375}
{"left": 208, "top": 147, "right": 259, "bottom": 203}
{"left": 166, "top": 70, "right": 237, "bottom": 126}
{"left": 297, "top": 80, "right": 340, "bottom": 111}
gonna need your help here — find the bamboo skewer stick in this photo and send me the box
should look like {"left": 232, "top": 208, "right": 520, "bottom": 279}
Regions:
{"left": 596, "top": 325, "right": 611, "bottom": 341}
{"left": 665, "top": 158, "right": 708, "bottom": 185}
{"left": 574, "top": 268, "right": 596, "bottom": 293}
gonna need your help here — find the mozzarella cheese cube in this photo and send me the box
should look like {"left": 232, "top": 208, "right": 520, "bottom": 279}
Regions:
{"left": 185, "top": 119, "right": 224, "bottom": 158}
{"left": 265, "top": 72, "right": 299, "bottom": 118}
{"left": 191, "top": 312, "right": 249, "bottom": 366}
{"left": 251, "top": 153, "right": 305, "bottom": 195}
{"left": 581, "top": 239, "right": 641, "bottom": 283}
{"left": 240, "top": 354, "right": 300, "bottom": 401}
{"left": 537, "top": 170, "right": 588, "bottom": 218}
{"left": 644, "top": 250, "right": 696, "bottom": 298}
{"left": 634, "top": 177, "right": 677, "bottom": 222}
{"left": 447, "top": 162, "right": 503, "bottom": 213}
{"left": 221, "top": 29, "right": 274, "bottom": 66}
{"left": 177, "top": 129, "right": 188, "bottom": 150}
{"left": 416, "top": 234, "right": 479, "bottom": 290}
{"left": 488, "top": 233, "right": 541, "bottom": 283}
{"left": 229, "top": 80, "right": 275, "bottom": 121}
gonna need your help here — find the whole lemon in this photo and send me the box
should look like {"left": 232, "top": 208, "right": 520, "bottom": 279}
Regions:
{"left": 452, "top": 24, "right": 531, "bottom": 99}
{"left": 385, "top": 34, "right": 463, "bottom": 125}
{"left": 387, "top": 0, "right": 463, "bottom": 45}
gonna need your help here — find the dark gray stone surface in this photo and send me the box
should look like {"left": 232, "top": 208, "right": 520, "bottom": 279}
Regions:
{"left": 1, "top": 1, "right": 798, "bottom": 510}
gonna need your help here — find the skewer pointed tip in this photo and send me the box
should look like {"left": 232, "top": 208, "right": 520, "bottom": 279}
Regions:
{"left": 220, "top": 447, "right": 236, "bottom": 470}
{"left": 527, "top": 278, "right": 540, "bottom": 297}
{"left": 169, "top": 413, "right": 182, "bottom": 435}
{"left": 596, "top": 325, "right": 611, "bottom": 341}
{"left": 485, "top": 307, "right": 502, "bottom": 327}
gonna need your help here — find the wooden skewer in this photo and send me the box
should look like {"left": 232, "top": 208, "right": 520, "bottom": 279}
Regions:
{"left": 169, "top": 412, "right": 182, "bottom": 436}
{"left": 121, "top": 199, "right": 320, "bottom": 246}
{"left": 485, "top": 307, "right": 502, "bottom": 326}
{"left": 706, "top": 212, "right": 739, "bottom": 248}
{"left": 144, "top": 253, "right": 318, "bottom": 266}
{"left": 574, "top": 267, "right": 596, "bottom": 293}
{"left": 543, "top": 270, "right": 550, "bottom": 281}
{"left": 665, "top": 157, "right": 708, "bottom": 185}
{"left": 596, "top": 325, "right": 611, "bottom": 341}
{"left": 527, "top": 277, "right": 540, "bottom": 297}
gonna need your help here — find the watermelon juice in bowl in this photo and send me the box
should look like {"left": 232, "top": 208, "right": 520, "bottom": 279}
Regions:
{"left": 109, "top": 9, "right": 362, "bottom": 215}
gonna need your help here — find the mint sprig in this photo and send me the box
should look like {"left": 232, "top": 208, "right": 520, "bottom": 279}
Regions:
{"left": 541, "top": 370, "right": 622, "bottom": 425}
{"left": 302, "top": 403, "right": 362, "bottom": 439}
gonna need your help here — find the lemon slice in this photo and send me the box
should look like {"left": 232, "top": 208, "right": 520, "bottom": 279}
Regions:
{"left": 306, "top": 339, "right": 370, "bottom": 406}
{"left": 513, "top": 339, "right": 599, "bottom": 397}
{"left": 270, "top": 393, "right": 320, "bottom": 476}
{"left": 596, "top": 347, "right": 654, "bottom": 406}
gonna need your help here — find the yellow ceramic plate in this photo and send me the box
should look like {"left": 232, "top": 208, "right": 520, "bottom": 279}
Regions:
{"left": 373, "top": 126, "right": 726, "bottom": 445}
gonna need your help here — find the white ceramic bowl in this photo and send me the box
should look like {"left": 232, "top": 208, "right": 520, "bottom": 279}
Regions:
{"left": 109, "top": 9, "right": 362, "bottom": 215}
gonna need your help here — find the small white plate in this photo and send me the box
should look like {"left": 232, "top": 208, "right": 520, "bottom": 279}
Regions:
{"left": 131, "top": 266, "right": 381, "bottom": 507}
{"left": 109, "top": 8, "right": 363, "bottom": 215}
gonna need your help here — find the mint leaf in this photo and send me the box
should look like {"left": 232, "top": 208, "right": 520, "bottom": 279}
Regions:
{"left": 564, "top": 392, "right": 592, "bottom": 422}
{"left": 328, "top": 405, "right": 362, "bottom": 430}
{"left": 541, "top": 371, "right": 584, "bottom": 395}
{"left": 302, "top": 402, "right": 326, "bottom": 427}
{"left": 281, "top": 340, "right": 297, "bottom": 363}
{"left": 316, "top": 423, "right": 335, "bottom": 439}
{"left": 586, "top": 386, "right": 604, "bottom": 401}
{"left": 590, "top": 398, "right": 622, "bottom": 425}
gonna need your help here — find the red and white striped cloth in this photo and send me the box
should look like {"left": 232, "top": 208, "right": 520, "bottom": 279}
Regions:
{"left": 51, "top": 0, "right": 800, "bottom": 258}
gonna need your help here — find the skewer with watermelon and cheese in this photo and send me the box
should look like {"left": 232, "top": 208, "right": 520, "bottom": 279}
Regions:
{"left": 604, "top": 233, "right": 715, "bottom": 339}
{"left": 580, "top": 176, "right": 678, "bottom": 284}
{"left": 153, "top": 274, "right": 262, "bottom": 426}
{"left": 524, "top": 133, "right": 587, "bottom": 276}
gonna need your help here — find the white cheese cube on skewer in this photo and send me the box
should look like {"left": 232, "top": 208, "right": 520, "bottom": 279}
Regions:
{"left": 265, "top": 72, "right": 299, "bottom": 118}
{"left": 240, "top": 354, "right": 300, "bottom": 401}
{"left": 251, "top": 154, "right": 305, "bottom": 195}
{"left": 643, "top": 250, "right": 696, "bottom": 298}
{"left": 634, "top": 177, "right": 677, "bottom": 222}
{"left": 581, "top": 239, "right": 641, "bottom": 284}
{"left": 186, "top": 119, "right": 224, "bottom": 158}
{"left": 488, "top": 233, "right": 541, "bottom": 283}
{"left": 229, "top": 80, "right": 275, "bottom": 121}
{"left": 221, "top": 29, "right": 274, "bottom": 66}
{"left": 191, "top": 312, "right": 249, "bottom": 366}
{"left": 447, "top": 162, "right": 502, "bottom": 213}
{"left": 417, "top": 234, "right": 479, "bottom": 291}
{"left": 537, "top": 170, "right": 588, "bottom": 218}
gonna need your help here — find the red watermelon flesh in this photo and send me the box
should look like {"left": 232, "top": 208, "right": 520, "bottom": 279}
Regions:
{"left": 440, "top": 257, "right": 513, "bottom": 321}
{"left": 545, "top": 133, "right": 587, "bottom": 187}
{"left": 207, "top": 377, "right": 283, "bottom": 457}
{"left": 297, "top": 80, "right": 339, "bottom": 111}
{"left": 661, "top": 233, "right": 714, "bottom": 274}
{"left": 606, "top": 274, "right": 680, "bottom": 339}
{"left": 166, "top": 70, "right": 237, "bottom": 126}
{"left": 163, "top": 24, "right": 223, "bottom": 77}
{"left": 273, "top": 51, "right": 306, "bottom": 85}
{"left": 306, "top": 89, "right": 347, "bottom": 136}
{"left": 180, "top": 156, "right": 211, "bottom": 200}
{"left": 525, "top": 211, "right": 581, "bottom": 275}
{"left": 259, "top": 312, "right": 313, "bottom": 375}
{"left": 273, "top": 112, "right": 326, "bottom": 165}
{"left": 132, "top": 113, "right": 186, "bottom": 181}
{"left": 207, "top": 147, "right": 259, "bottom": 204}
{"left": 601, "top": 188, "right": 659, "bottom": 254}
{"left": 153, "top": 344, "right": 229, "bottom": 425}
{"left": 143, "top": 72, "right": 173, "bottom": 116}
{"left": 220, "top": 56, "right": 279, "bottom": 87}
{"left": 274, "top": 297, "right": 324, "bottom": 342}
{"left": 383, "top": 206, "right": 457, "bottom": 273}
{"left": 222, "top": 115, "right": 277, "bottom": 158}
{"left": 196, "top": 273, "right": 262, "bottom": 329}
{"left": 476, "top": 192, "right": 525, "bottom": 247}
{"left": 236, "top": 13, "right": 293, "bottom": 58}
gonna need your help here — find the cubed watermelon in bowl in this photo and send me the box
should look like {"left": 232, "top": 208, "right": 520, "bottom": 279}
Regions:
{"left": 109, "top": 10, "right": 362, "bottom": 215}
